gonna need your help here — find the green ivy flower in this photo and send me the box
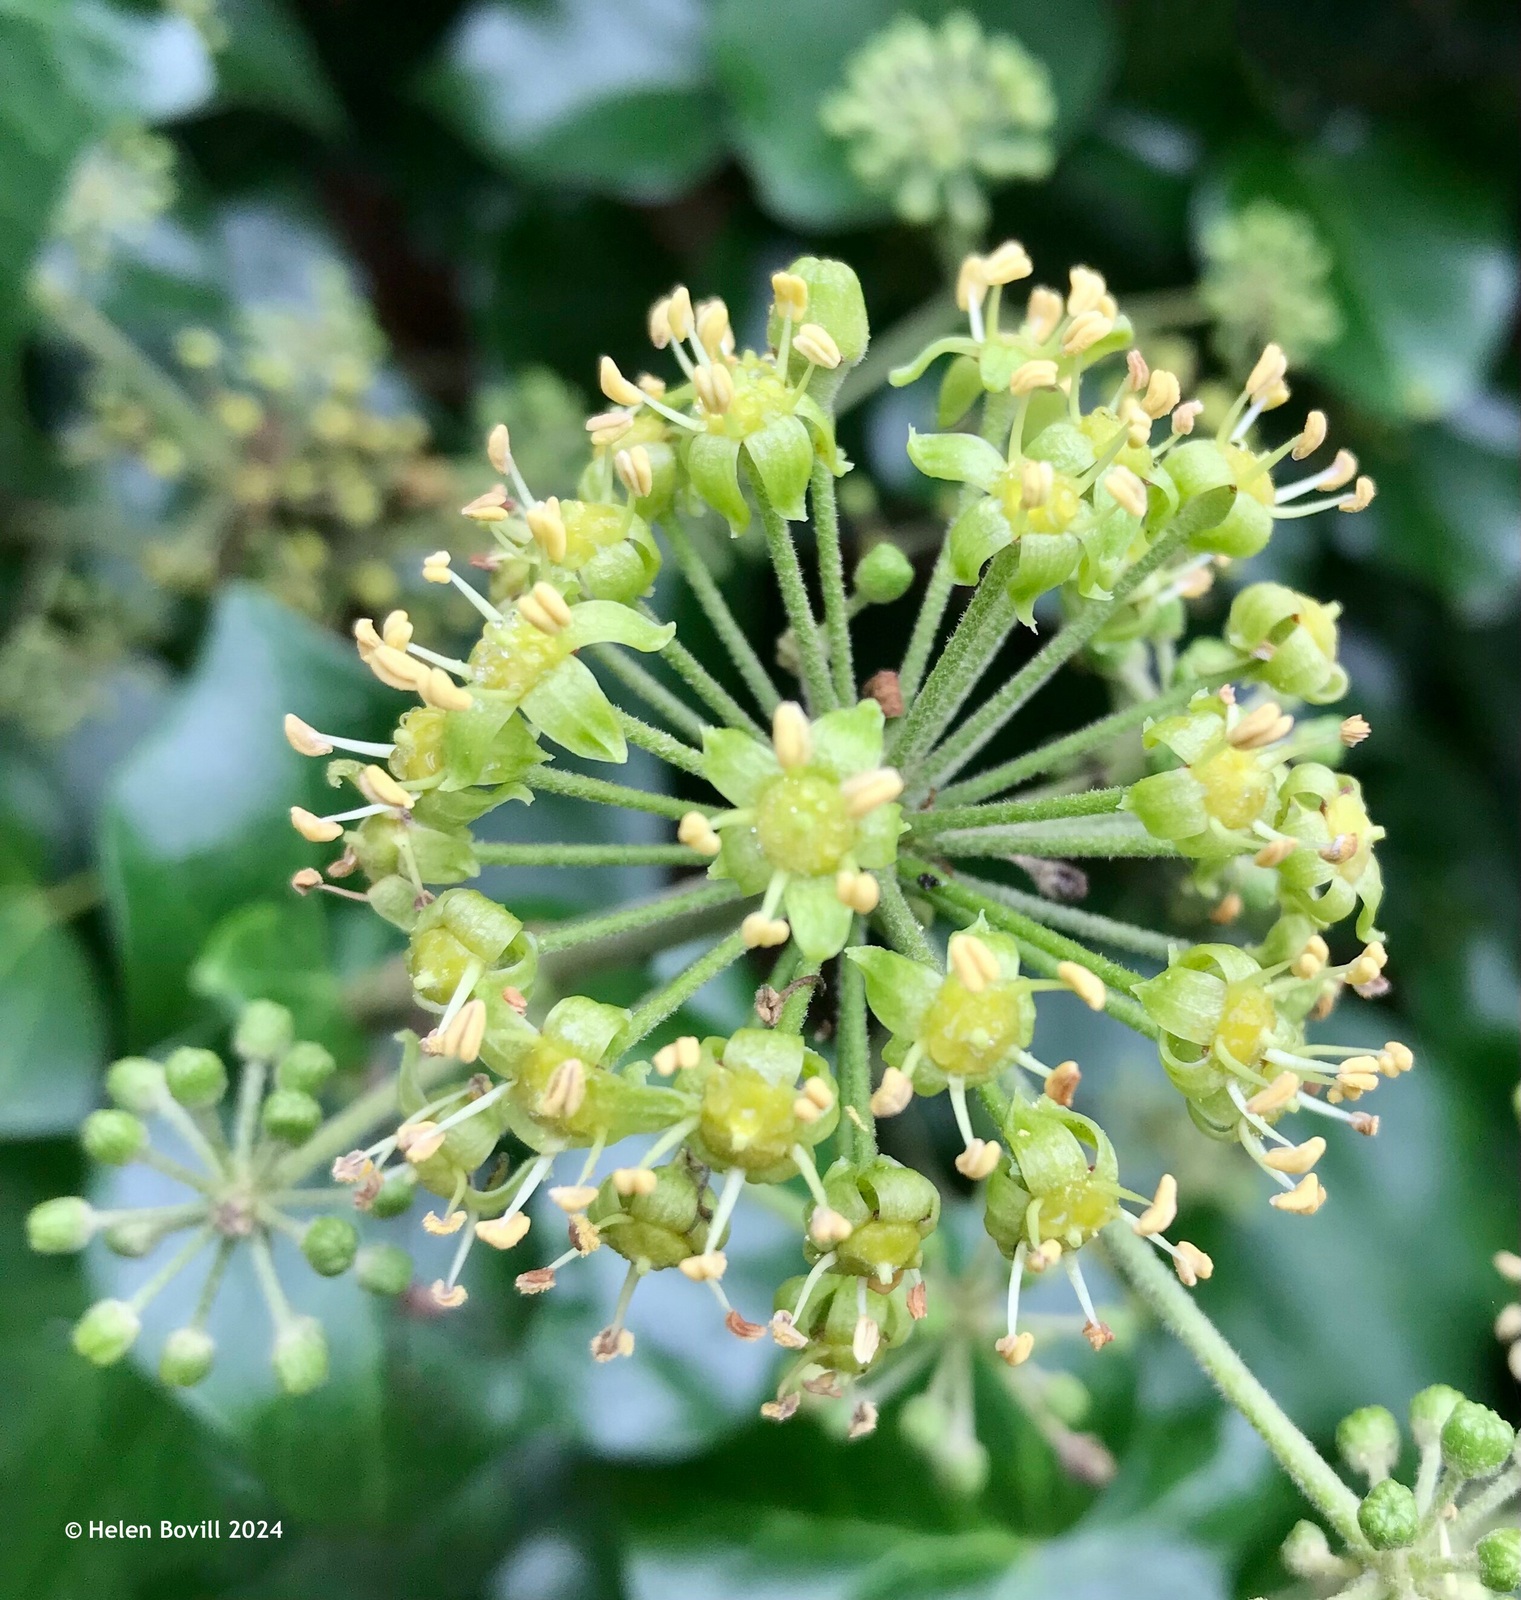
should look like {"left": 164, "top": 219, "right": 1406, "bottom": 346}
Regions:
{"left": 1226, "top": 581, "right": 1348, "bottom": 704}
{"left": 1270, "top": 764, "right": 1386, "bottom": 940}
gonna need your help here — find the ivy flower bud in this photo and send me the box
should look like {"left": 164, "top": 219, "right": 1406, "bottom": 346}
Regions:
{"left": 357, "top": 1244, "right": 414, "bottom": 1296}
{"left": 234, "top": 1000, "right": 295, "bottom": 1062}
{"left": 262, "top": 1088, "right": 323, "bottom": 1144}
{"left": 272, "top": 1316, "right": 329, "bottom": 1396}
{"left": 82, "top": 1109, "right": 146, "bottom": 1165}
{"left": 302, "top": 1216, "right": 360, "bottom": 1277}
{"left": 276, "top": 1041, "right": 336, "bottom": 1095}
{"left": 1337, "top": 1404, "right": 1401, "bottom": 1482}
{"left": 1357, "top": 1479, "right": 1419, "bottom": 1550}
{"left": 1410, "top": 1384, "right": 1464, "bottom": 1449}
{"left": 106, "top": 1056, "right": 165, "bottom": 1113}
{"left": 27, "top": 1196, "right": 96, "bottom": 1253}
{"left": 1477, "top": 1528, "right": 1521, "bottom": 1594}
{"left": 164, "top": 1046, "right": 228, "bottom": 1109}
{"left": 853, "top": 543, "right": 914, "bottom": 604}
{"left": 159, "top": 1327, "right": 216, "bottom": 1388}
{"left": 73, "top": 1299, "right": 141, "bottom": 1366}
{"left": 1441, "top": 1400, "right": 1516, "bottom": 1479}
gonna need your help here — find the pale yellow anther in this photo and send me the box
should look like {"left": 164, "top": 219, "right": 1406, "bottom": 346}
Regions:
{"left": 290, "top": 867, "right": 324, "bottom": 894}
{"left": 598, "top": 355, "right": 645, "bottom": 408}
{"left": 955, "top": 253, "right": 988, "bottom": 311}
{"left": 1494, "top": 1250, "right": 1521, "bottom": 1284}
{"left": 1019, "top": 458, "right": 1054, "bottom": 507}
{"left": 1061, "top": 309, "right": 1114, "bottom": 355}
{"left": 801, "top": 1076, "right": 834, "bottom": 1111}
{"left": 1141, "top": 368, "right": 1181, "bottom": 418}
{"left": 1044, "top": 1059, "right": 1081, "bottom": 1107}
{"left": 637, "top": 373, "right": 667, "bottom": 398}
{"left": 948, "top": 932, "right": 999, "bottom": 993}
{"left": 422, "top": 1209, "right": 465, "bottom": 1236}
{"left": 1126, "top": 348, "right": 1150, "bottom": 390}
{"left": 462, "top": 486, "right": 510, "bottom": 523}
{"left": 1025, "top": 285, "right": 1064, "bottom": 342}
{"left": 1010, "top": 358, "right": 1060, "bottom": 395}
{"left": 1173, "top": 1241, "right": 1214, "bottom": 1286}
{"left": 358, "top": 764, "right": 413, "bottom": 811}
{"left": 284, "top": 714, "right": 332, "bottom": 757}
{"left": 613, "top": 1167, "right": 658, "bottom": 1197}
{"left": 983, "top": 239, "right": 1033, "bottom": 284}
{"left": 1057, "top": 961, "right": 1106, "bottom": 1011}
{"left": 834, "top": 869, "right": 879, "bottom": 915}
{"left": 549, "top": 1184, "right": 600, "bottom": 1213}
{"left": 840, "top": 767, "right": 903, "bottom": 818}
{"left": 1246, "top": 1070, "right": 1302, "bottom": 1116}
{"left": 1171, "top": 399, "right": 1204, "bottom": 435}
{"left": 1339, "top": 714, "right": 1371, "bottom": 747}
{"left": 1320, "top": 448, "right": 1358, "bottom": 490}
{"left": 678, "top": 1249, "right": 727, "bottom": 1282}
{"left": 771, "top": 701, "right": 813, "bottom": 768}
{"left": 290, "top": 807, "right": 343, "bottom": 844}
{"left": 437, "top": 999, "right": 487, "bottom": 1064}
{"left": 353, "top": 617, "right": 382, "bottom": 660}
{"left": 421, "top": 668, "right": 474, "bottom": 712}
{"left": 1340, "top": 475, "right": 1376, "bottom": 512}
{"left": 771, "top": 271, "right": 809, "bottom": 320}
{"left": 1306, "top": 935, "right": 1330, "bottom": 962}
{"left": 792, "top": 323, "right": 841, "bottom": 369}
{"left": 1381, "top": 1041, "right": 1413, "bottom": 1075}
{"left": 1134, "top": 1174, "right": 1178, "bottom": 1237}
{"left": 429, "top": 1281, "right": 468, "bottom": 1308}
{"left": 654, "top": 1034, "right": 702, "bottom": 1075}
{"left": 851, "top": 1314, "right": 881, "bottom": 1366}
{"left": 695, "top": 297, "right": 731, "bottom": 357}
{"left": 585, "top": 407, "right": 636, "bottom": 447}
{"left": 1318, "top": 833, "right": 1358, "bottom": 865}
{"left": 647, "top": 295, "right": 673, "bottom": 349}
{"left": 1270, "top": 1174, "right": 1327, "bottom": 1215}
{"left": 869, "top": 1066, "right": 913, "bottom": 1118}
{"left": 368, "top": 642, "right": 428, "bottom": 692}
{"left": 676, "top": 810, "right": 722, "bottom": 857}
{"left": 741, "top": 914, "right": 791, "bottom": 949}
{"left": 665, "top": 285, "right": 694, "bottom": 342}
{"left": 1262, "top": 1136, "right": 1327, "bottom": 1175}
{"left": 486, "top": 422, "right": 512, "bottom": 474}
{"left": 525, "top": 496, "right": 568, "bottom": 562}
{"left": 519, "top": 581, "right": 572, "bottom": 636}
{"left": 614, "top": 444, "right": 654, "bottom": 499}
{"left": 381, "top": 610, "right": 413, "bottom": 651}
{"left": 1066, "top": 265, "right": 1108, "bottom": 316}
{"left": 693, "top": 361, "right": 735, "bottom": 414}
{"left": 954, "top": 1138, "right": 1001, "bottom": 1181}
{"left": 568, "top": 1215, "right": 601, "bottom": 1254}
{"left": 1177, "top": 563, "right": 1215, "bottom": 600}
{"left": 769, "top": 1310, "right": 808, "bottom": 1349}
{"left": 1262, "top": 379, "right": 1291, "bottom": 410}
{"left": 1104, "top": 465, "right": 1148, "bottom": 519}
{"left": 808, "top": 1206, "right": 854, "bottom": 1246}
{"left": 1246, "top": 342, "right": 1289, "bottom": 400}
{"left": 396, "top": 1118, "right": 445, "bottom": 1162}
{"left": 1029, "top": 1238, "right": 1063, "bottom": 1270}
{"left": 1254, "top": 837, "right": 1297, "bottom": 869}
{"left": 540, "top": 1058, "right": 586, "bottom": 1121}
{"left": 475, "top": 1212, "right": 531, "bottom": 1250}
{"left": 1291, "top": 950, "right": 1325, "bottom": 980}
{"left": 792, "top": 1095, "right": 822, "bottom": 1124}
{"left": 331, "top": 1151, "right": 376, "bottom": 1185}
{"left": 996, "top": 1331, "right": 1035, "bottom": 1366}
{"left": 1229, "top": 700, "right": 1292, "bottom": 748}
{"left": 1292, "top": 410, "right": 1328, "bottom": 459}
{"left": 422, "top": 549, "right": 452, "bottom": 584}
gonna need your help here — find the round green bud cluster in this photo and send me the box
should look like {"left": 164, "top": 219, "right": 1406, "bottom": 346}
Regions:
{"left": 1337, "top": 1403, "right": 1401, "bottom": 1482}
{"left": 233, "top": 999, "right": 295, "bottom": 1063}
{"left": 853, "top": 543, "right": 915, "bottom": 605}
{"left": 164, "top": 1046, "right": 228, "bottom": 1108}
{"left": 273, "top": 1317, "right": 330, "bottom": 1396}
{"left": 106, "top": 1056, "right": 164, "bottom": 1113}
{"left": 73, "top": 1299, "right": 141, "bottom": 1366}
{"left": 81, "top": 1109, "right": 146, "bottom": 1166}
{"left": 1441, "top": 1400, "right": 1516, "bottom": 1479}
{"left": 27, "top": 1196, "right": 96, "bottom": 1254}
{"left": 1356, "top": 1478, "right": 1418, "bottom": 1550}
{"left": 159, "top": 1327, "right": 216, "bottom": 1388}
{"left": 262, "top": 1088, "right": 323, "bottom": 1144}
{"left": 1478, "top": 1527, "right": 1521, "bottom": 1594}
{"left": 302, "top": 1216, "right": 359, "bottom": 1277}
{"left": 356, "top": 1244, "right": 413, "bottom": 1297}
{"left": 370, "top": 1168, "right": 417, "bottom": 1220}
{"left": 1410, "top": 1383, "right": 1464, "bottom": 1449}
{"left": 276, "top": 1041, "right": 336, "bottom": 1095}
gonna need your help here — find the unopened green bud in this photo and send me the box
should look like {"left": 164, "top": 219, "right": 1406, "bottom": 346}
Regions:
{"left": 159, "top": 1327, "right": 216, "bottom": 1387}
{"left": 27, "top": 1196, "right": 96, "bottom": 1253}
{"left": 1337, "top": 1404, "right": 1401, "bottom": 1482}
{"left": 1441, "top": 1400, "right": 1516, "bottom": 1479}
{"left": 1410, "top": 1384, "right": 1463, "bottom": 1449}
{"left": 370, "top": 1167, "right": 417, "bottom": 1219}
{"left": 261, "top": 1088, "right": 323, "bottom": 1144}
{"left": 102, "top": 1217, "right": 161, "bottom": 1257}
{"left": 233, "top": 1000, "right": 295, "bottom": 1062}
{"left": 356, "top": 1243, "right": 413, "bottom": 1296}
{"left": 1357, "top": 1479, "right": 1418, "bottom": 1550}
{"left": 301, "top": 1216, "right": 359, "bottom": 1277}
{"left": 1477, "top": 1527, "right": 1521, "bottom": 1593}
{"left": 81, "top": 1109, "right": 147, "bottom": 1166}
{"left": 272, "top": 1316, "right": 329, "bottom": 1395}
{"left": 276, "top": 1041, "right": 336, "bottom": 1095}
{"left": 1280, "top": 1520, "right": 1339, "bottom": 1580}
{"left": 73, "top": 1299, "right": 141, "bottom": 1366}
{"left": 932, "top": 1435, "right": 991, "bottom": 1498}
{"left": 106, "top": 1056, "right": 165, "bottom": 1113}
{"left": 854, "top": 543, "right": 914, "bottom": 604}
{"left": 899, "top": 1390, "right": 951, "bottom": 1455}
{"left": 164, "top": 1046, "right": 228, "bottom": 1108}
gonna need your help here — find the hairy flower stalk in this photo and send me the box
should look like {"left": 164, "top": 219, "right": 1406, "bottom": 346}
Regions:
{"left": 33, "top": 246, "right": 1436, "bottom": 1544}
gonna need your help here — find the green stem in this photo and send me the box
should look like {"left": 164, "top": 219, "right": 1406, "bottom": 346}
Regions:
{"left": 836, "top": 923, "right": 874, "bottom": 1162}
{"left": 231, "top": 1060, "right": 266, "bottom": 1181}
{"left": 529, "top": 765, "right": 712, "bottom": 821}
{"left": 754, "top": 474, "right": 836, "bottom": 714}
{"left": 472, "top": 842, "right": 703, "bottom": 868}
{"left": 909, "top": 787, "right": 1125, "bottom": 836}
{"left": 1103, "top": 1221, "right": 1366, "bottom": 1549}
{"left": 928, "top": 824, "right": 1183, "bottom": 860}
{"left": 896, "top": 391, "right": 1017, "bottom": 707}
{"left": 613, "top": 708, "right": 707, "bottom": 777}
{"left": 1452, "top": 1463, "right": 1521, "bottom": 1535}
{"left": 873, "top": 874, "right": 937, "bottom": 965}
{"left": 248, "top": 1231, "right": 296, "bottom": 1331}
{"left": 834, "top": 295, "right": 962, "bottom": 416}
{"left": 953, "top": 874, "right": 1176, "bottom": 961}
{"left": 536, "top": 881, "right": 742, "bottom": 955}
{"left": 924, "top": 526, "right": 1191, "bottom": 786}
{"left": 612, "top": 931, "right": 749, "bottom": 1056}
{"left": 592, "top": 647, "right": 709, "bottom": 744}
{"left": 811, "top": 460, "right": 855, "bottom": 704}
{"left": 776, "top": 957, "right": 822, "bottom": 1034}
{"left": 127, "top": 1226, "right": 214, "bottom": 1313}
{"left": 661, "top": 521, "right": 781, "bottom": 716}
{"left": 191, "top": 1239, "right": 235, "bottom": 1329}
{"left": 644, "top": 611, "right": 766, "bottom": 738}
{"left": 936, "top": 672, "right": 1237, "bottom": 806}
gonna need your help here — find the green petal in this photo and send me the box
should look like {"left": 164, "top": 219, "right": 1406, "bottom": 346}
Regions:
{"left": 906, "top": 428, "right": 1005, "bottom": 492}
{"left": 794, "top": 393, "right": 842, "bottom": 473}
{"left": 702, "top": 727, "right": 780, "bottom": 807}
{"left": 845, "top": 947, "right": 940, "bottom": 1040}
{"left": 811, "top": 699, "right": 884, "bottom": 778}
{"left": 543, "top": 996, "right": 629, "bottom": 1065}
{"left": 563, "top": 600, "right": 673, "bottom": 654}
{"left": 578, "top": 539, "right": 654, "bottom": 606}
{"left": 743, "top": 414, "right": 813, "bottom": 522}
{"left": 948, "top": 496, "right": 1014, "bottom": 585}
{"left": 852, "top": 803, "right": 903, "bottom": 869}
{"left": 783, "top": 875, "right": 854, "bottom": 961}
{"left": 1132, "top": 964, "right": 1226, "bottom": 1047}
{"left": 687, "top": 431, "right": 749, "bottom": 532}
{"left": 440, "top": 703, "right": 545, "bottom": 791}
{"left": 522, "top": 656, "right": 626, "bottom": 762}
{"left": 937, "top": 355, "right": 983, "bottom": 427}
{"left": 1006, "top": 532, "right": 1081, "bottom": 627}
{"left": 1026, "top": 421, "right": 1096, "bottom": 476}
{"left": 1005, "top": 1101, "right": 1091, "bottom": 1192}
{"left": 1124, "top": 768, "right": 1209, "bottom": 842}
{"left": 888, "top": 334, "right": 979, "bottom": 388}
{"left": 722, "top": 1027, "right": 805, "bottom": 1087}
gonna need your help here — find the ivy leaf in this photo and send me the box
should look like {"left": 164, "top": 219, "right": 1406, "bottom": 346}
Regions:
{"left": 213, "top": 0, "right": 344, "bottom": 135}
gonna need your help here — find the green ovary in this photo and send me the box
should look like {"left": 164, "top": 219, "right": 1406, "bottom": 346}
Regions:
{"left": 407, "top": 929, "right": 478, "bottom": 1005}
{"left": 699, "top": 1070, "right": 797, "bottom": 1171}
{"left": 755, "top": 770, "right": 855, "bottom": 876}
{"left": 1034, "top": 1179, "right": 1119, "bottom": 1247}
{"left": 390, "top": 707, "right": 447, "bottom": 782}
{"left": 470, "top": 616, "right": 566, "bottom": 700}
{"left": 1195, "top": 747, "right": 1271, "bottom": 829}
{"left": 920, "top": 978, "right": 1031, "bottom": 1081}
{"left": 1214, "top": 981, "right": 1276, "bottom": 1067}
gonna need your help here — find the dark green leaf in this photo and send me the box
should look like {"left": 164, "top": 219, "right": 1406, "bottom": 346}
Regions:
{"left": 213, "top": 0, "right": 345, "bottom": 135}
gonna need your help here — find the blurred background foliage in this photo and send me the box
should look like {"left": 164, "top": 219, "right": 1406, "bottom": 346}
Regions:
{"left": 0, "top": 1, "right": 1516, "bottom": 1597}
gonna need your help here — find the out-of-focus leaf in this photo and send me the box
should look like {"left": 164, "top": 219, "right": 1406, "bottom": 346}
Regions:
{"left": 987, "top": 1527, "right": 1225, "bottom": 1599}
{"left": 418, "top": 0, "right": 723, "bottom": 201}
{"left": 98, "top": 585, "right": 394, "bottom": 1045}
{"left": 213, "top": 0, "right": 345, "bottom": 135}
{"left": 1201, "top": 132, "right": 1518, "bottom": 421}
